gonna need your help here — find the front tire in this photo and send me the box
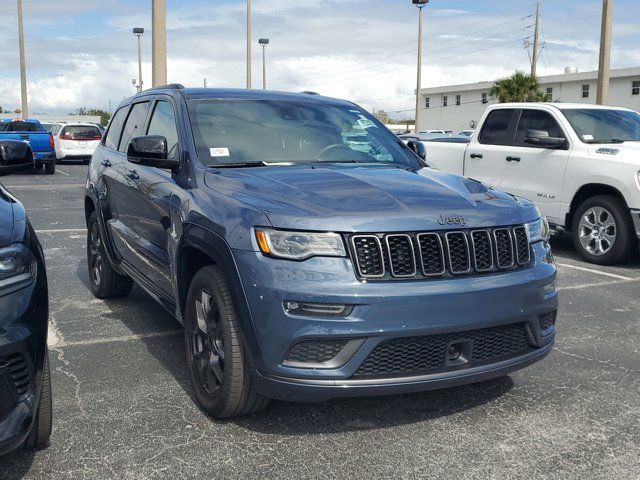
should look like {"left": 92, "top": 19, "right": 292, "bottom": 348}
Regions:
{"left": 26, "top": 349, "right": 53, "bottom": 450}
{"left": 571, "top": 195, "right": 637, "bottom": 265}
{"left": 184, "top": 266, "right": 269, "bottom": 418}
{"left": 86, "top": 211, "right": 133, "bottom": 298}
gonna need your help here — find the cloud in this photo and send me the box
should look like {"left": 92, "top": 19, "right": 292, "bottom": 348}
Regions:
{"left": 0, "top": 0, "right": 638, "bottom": 118}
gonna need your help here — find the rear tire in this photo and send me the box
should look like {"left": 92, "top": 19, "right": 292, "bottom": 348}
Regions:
{"left": 185, "top": 266, "right": 269, "bottom": 418}
{"left": 26, "top": 349, "right": 53, "bottom": 450}
{"left": 44, "top": 161, "right": 55, "bottom": 175}
{"left": 571, "top": 195, "right": 637, "bottom": 265}
{"left": 86, "top": 211, "right": 133, "bottom": 298}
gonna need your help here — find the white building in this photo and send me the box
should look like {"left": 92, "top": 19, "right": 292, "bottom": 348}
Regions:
{"left": 417, "top": 66, "right": 640, "bottom": 133}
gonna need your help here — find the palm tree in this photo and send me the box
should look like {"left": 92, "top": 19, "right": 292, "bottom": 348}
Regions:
{"left": 490, "top": 71, "right": 546, "bottom": 103}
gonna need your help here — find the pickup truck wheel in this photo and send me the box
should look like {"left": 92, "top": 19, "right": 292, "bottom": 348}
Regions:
{"left": 86, "top": 211, "right": 133, "bottom": 298}
{"left": 25, "top": 348, "right": 53, "bottom": 450}
{"left": 572, "top": 195, "right": 637, "bottom": 265}
{"left": 44, "top": 161, "right": 55, "bottom": 175}
{"left": 185, "top": 266, "right": 269, "bottom": 418}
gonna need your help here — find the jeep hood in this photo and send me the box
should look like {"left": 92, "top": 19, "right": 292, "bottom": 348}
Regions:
{"left": 204, "top": 165, "right": 539, "bottom": 231}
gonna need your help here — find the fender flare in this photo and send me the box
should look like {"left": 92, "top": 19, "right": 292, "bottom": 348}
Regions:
{"left": 177, "top": 223, "right": 262, "bottom": 368}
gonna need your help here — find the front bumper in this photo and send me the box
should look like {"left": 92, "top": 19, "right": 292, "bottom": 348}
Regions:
{"left": 233, "top": 241, "right": 558, "bottom": 402}
{"left": 0, "top": 280, "right": 46, "bottom": 456}
{"left": 631, "top": 209, "right": 640, "bottom": 239}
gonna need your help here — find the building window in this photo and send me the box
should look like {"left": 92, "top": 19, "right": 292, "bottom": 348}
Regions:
{"left": 481, "top": 92, "right": 488, "bottom": 104}
{"left": 546, "top": 87, "right": 553, "bottom": 101}
{"left": 425, "top": 97, "right": 430, "bottom": 108}
{"left": 582, "top": 84, "right": 590, "bottom": 98}
{"left": 456, "top": 95, "right": 461, "bottom": 106}
{"left": 633, "top": 81, "right": 640, "bottom": 95}
{"left": 443, "top": 95, "right": 448, "bottom": 107}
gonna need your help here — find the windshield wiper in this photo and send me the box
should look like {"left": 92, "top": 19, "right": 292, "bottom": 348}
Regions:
{"left": 208, "top": 161, "right": 267, "bottom": 168}
{"left": 585, "top": 138, "right": 626, "bottom": 144}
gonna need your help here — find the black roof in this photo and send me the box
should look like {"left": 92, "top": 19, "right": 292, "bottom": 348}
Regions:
{"left": 135, "top": 86, "right": 352, "bottom": 106}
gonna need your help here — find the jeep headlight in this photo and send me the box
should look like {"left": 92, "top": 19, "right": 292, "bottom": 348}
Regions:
{"left": 254, "top": 228, "right": 346, "bottom": 260}
{"left": 0, "top": 244, "right": 36, "bottom": 292}
{"left": 525, "top": 216, "right": 550, "bottom": 243}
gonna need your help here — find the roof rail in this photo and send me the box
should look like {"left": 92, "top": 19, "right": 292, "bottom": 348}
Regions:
{"left": 145, "top": 83, "right": 185, "bottom": 92}
{"left": 301, "top": 91, "right": 320, "bottom": 95}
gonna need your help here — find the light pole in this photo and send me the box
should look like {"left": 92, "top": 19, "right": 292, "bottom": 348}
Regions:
{"left": 133, "top": 27, "right": 144, "bottom": 92}
{"left": 17, "top": 0, "right": 28, "bottom": 119}
{"left": 246, "top": 0, "right": 252, "bottom": 89}
{"left": 413, "top": 0, "right": 428, "bottom": 133}
{"left": 259, "top": 38, "right": 269, "bottom": 90}
{"left": 152, "top": 0, "right": 167, "bottom": 87}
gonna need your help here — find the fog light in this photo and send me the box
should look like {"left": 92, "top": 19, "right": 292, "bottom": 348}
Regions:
{"left": 284, "top": 301, "right": 353, "bottom": 317}
{"left": 543, "top": 279, "right": 557, "bottom": 296}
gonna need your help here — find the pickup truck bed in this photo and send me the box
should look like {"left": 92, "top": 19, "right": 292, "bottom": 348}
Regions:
{"left": 0, "top": 120, "right": 56, "bottom": 174}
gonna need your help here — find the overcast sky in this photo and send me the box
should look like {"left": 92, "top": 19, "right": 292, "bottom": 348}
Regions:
{"left": 0, "top": 0, "right": 639, "bottom": 119}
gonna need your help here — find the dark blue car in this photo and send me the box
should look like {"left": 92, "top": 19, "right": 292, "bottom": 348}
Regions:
{"left": 0, "top": 143, "right": 52, "bottom": 455}
{"left": 85, "top": 85, "right": 558, "bottom": 418}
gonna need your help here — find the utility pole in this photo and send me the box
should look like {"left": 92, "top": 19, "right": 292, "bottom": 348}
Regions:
{"left": 414, "top": 1, "right": 428, "bottom": 133}
{"left": 596, "top": 0, "right": 613, "bottom": 105}
{"left": 152, "top": 0, "right": 167, "bottom": 87}
{"left": 17, "top": 0, "right": 28, "bottom": 119}
{"left": 246, "top": 0, "right": 252, "bottom": 89}
{"left": 531, "top": 1, "right": 541, "bottom": 77}
{"left": 133, "top": 28, "right": 144, "bottom": 92}
{"left": 204, "top": 78, "right": 207, "bottom": 88}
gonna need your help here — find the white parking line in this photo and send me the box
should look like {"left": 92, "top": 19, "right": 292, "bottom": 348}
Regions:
{"left": 48, "top": 330, "right": 182, "bottom": 348}
{"left": 56, "top": 169, "right": 70, "bottom": 176}
{"left": 1, "top": 183, "right": 84, "bottom": 190}
{"left": 35, "top": 228, "right": 86, "bottom": 234}
{"left": 556, "top": 262, "right": 636, "bottom": 281}
{"left": 560, "top": 278, "right": 640, "bottom": 291}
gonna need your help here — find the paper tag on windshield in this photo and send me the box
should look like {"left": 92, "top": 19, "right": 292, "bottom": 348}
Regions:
{"left": 583, "top": 134, "right": 594, "bottom": 141}
{"left": 210, "top": 147, "right": 230, "bottom": 157}
{"left": 357, "top": 118, "right": 376, "bottom": 129}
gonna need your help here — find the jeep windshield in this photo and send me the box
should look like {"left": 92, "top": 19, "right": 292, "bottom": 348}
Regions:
{"left": 188, "top": 99, "right": 419, "bottom": 168}
{"left": 562, "top": 108, "right": 640, "bottom": 144}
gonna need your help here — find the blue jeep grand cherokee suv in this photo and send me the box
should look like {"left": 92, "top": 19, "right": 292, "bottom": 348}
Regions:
{"left": 84, "top": 85, "right": 558, "bottom": 418}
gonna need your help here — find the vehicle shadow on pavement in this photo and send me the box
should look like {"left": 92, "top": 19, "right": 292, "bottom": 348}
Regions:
{"left": 549, "top": 235, "right": 640, "bottom": 269}
{"left": 0, "top": 449, "right": 35, "bottom": 480}
{"left": 234, "top": 376, "right": 514, "bottom": 435}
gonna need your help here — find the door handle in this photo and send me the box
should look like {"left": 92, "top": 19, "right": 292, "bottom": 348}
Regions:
{"left": 126, "top": 170, "right": 139, "bottom": 180}
{"left": 469, "top": 153, "right": 483, "bottom": 159}
{"left": 506, "top": 156, "right": 521, "bottom": 162}
{"left": 101, "top": 159, "right": 112, "bottom": 167}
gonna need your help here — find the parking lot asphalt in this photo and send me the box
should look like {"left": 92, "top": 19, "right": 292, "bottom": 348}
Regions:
{"left": 1, "top": 164, "right": 639, "bottom": 479}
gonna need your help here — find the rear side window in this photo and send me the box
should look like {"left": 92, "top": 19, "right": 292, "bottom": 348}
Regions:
{"left": 4, "top": 122, "right": 41, "bottom": 132}
{"left": 147, "top": 100, "right": 179, "bottom": 159}
{"left": 104, "top": 108, "right": 127, "bottom": 150}
{"left": 478, "top": 109, "right": 515, "bottom": 145}
{"left": 514, "top": 110, "right": 566, "bottom": 147}
{"left": 118, "top": 102, "right": 151, "bottom": 153}
{"left": 60, "top": 125, "right": 102, "bottom": 140}
{"left": 51, "top": 125, "right": 62, "bottom": 135}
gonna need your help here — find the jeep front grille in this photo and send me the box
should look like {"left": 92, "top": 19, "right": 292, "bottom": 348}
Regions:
{"left": 349, "top": 225, "right": 531, "bottom": 280}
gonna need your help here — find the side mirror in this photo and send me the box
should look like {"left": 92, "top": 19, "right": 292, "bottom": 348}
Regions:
{"left": 407, "top": 140, "right": 427, "bottom": 160}
{"left": 127, "top": 135, "right": 178, "bottom": 170}
{"left": 0, "top": 140, "right": 34, "bottom": 175}
{"left": 524, "top": 129, "right": 566, "bottom": 148}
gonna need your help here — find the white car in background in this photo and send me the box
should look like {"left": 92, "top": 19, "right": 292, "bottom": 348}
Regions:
{"left": 51, "top": 122, "right": 102, "bottom": 164}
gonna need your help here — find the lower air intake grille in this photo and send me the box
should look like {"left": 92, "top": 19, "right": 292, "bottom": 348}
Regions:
{"left": 354, "top": 323, "right": 532, "bottom": 378}
{"left": 0, "top": 353, "right": 31, "bottom": 398}
{"left": 539, "top": 311, "right": 557, "bottom": 331}
{"left": 285, "top": 340, "right": 348, "bottom": 364}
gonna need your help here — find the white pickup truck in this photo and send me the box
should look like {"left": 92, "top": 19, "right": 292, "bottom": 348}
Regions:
{"left": 418, "top": 103, "right": 640, "bottom": 265}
